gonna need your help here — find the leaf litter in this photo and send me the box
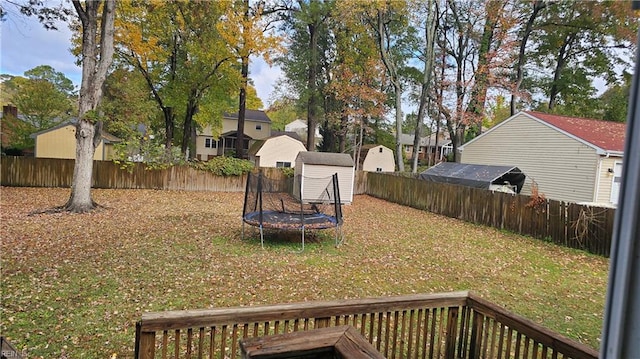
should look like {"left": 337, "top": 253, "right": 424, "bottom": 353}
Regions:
{"left": 0, "top": 187, "right": 609, "bottom": 358}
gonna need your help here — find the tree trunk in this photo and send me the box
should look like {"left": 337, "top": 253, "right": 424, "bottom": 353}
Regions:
{"left": 307, "top": 21, "right": 318, "bottom": 152}
{"left": 510, "top": 0, "right": 546, "bottom": 116}
{"left": 236, "top": 54, "right": 249, "bottom": 158}
{"left": 375, "top": 9, "right": 404, "bottom": 172}
{"left": 549, "top": 32, "right": 577, "bottom": 110}
{"left": 411, "top": 0, "right": 437, "bottom": 173}
{"left": 65, "top": 120, "right": 100, "bottom": 212}
{"left": 467, "top": 1, "right": 501, "bottom": 138}
{"left": 163, "top": 107, "right": 175, "bottom": 149}
{"left": 65, "top": 0, "right": 116, "bottom": 213}
{"left": 181, "top": 96, "right": 198, "bottom": 158}
{"left": 236, "top": 0, "right": 250, "bottom": 159}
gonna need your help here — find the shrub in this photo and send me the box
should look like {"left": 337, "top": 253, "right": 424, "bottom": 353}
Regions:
{"left": 113, "top": 137, "right": 184, "bottom": 172}
{"left": 191, "top": 156, "right": 254, "bottom": 176}
{"left": 280, "top": 167, "right": 295, "bottom": 177}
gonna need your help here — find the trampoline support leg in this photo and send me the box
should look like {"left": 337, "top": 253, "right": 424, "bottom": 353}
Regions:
{"left": 241, "top": 221, "right": 245, "bottom": 240}
{"left": 259, "top": 225, "right": 264, "bottom": 249}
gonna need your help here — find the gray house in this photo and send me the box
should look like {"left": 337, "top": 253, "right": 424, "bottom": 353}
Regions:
{"left": 459, "top": 111, "right": 626, "bottom": 205}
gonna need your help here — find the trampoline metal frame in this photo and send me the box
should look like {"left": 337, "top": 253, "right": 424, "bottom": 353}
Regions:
{"left": 241, "top": 172, "right": 344, "bottom": 251}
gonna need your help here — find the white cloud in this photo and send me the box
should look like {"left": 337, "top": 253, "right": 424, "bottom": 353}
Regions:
{"left": 0, "top": 14, "right": 81, "bottom": 86}
{"left": 249, "top": 56, "right": 283, "bottom": 109}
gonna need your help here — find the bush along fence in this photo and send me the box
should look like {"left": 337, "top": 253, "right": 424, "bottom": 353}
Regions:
{"left": 365, "top": 172, "right": 614, "bottom": 257}
{"left": 1, "top": 157, "right": 614, "bottom": 256}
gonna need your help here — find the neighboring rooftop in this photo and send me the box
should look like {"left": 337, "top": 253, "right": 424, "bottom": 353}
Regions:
{"left": 526, "top": 111, "right": 626, "bottom": 153}
{"left": 224, "top": 110, "right": 272, "bottom": 123}
{"left": 270, "top": 131, "right": 303, "bottom": 143}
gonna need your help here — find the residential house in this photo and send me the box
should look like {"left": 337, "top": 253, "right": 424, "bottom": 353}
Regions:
{"left": 31, "top": 121, "right": 121, "bottom": 161}
{"left": 400, "top": 132, "right": 452, "bottom": 163}
{"left": 196, "top": 110, "right": 272, "bottom": 160}
{"left": 248, "top": 133, "right": 306, "bottom": 168}
{"left": 284, "top": 119, "right": 323, "bottom": 146}
{"left": 459, "top": 111, "right": 626, "bottom": 205}
{"left": 359, "top": 144, "right": 395, "bottom": 172}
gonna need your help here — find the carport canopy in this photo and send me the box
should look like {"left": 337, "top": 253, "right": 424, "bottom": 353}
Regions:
{"left": 419, "top": 162, "right": 526, "bottom": 193}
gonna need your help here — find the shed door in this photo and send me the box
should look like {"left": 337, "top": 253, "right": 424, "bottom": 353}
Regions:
{"left": 610, "top": 162, "right": 623, "bottom": 205}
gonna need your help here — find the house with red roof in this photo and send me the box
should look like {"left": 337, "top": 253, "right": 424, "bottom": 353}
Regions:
{"left": 459, "top": 111, "right": 626, "bottom": 205}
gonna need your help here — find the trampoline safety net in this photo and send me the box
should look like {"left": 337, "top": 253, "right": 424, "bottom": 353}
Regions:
{"left": 242, "top": 171, "right": 344, "bottom": 250}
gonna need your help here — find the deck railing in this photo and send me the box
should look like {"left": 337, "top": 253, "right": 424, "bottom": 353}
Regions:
{"left": 134, "top": 291, "right": 598, "bottom": 359}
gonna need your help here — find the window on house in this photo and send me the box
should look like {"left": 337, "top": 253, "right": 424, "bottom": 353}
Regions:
{"left": 276, "top": 161, "right": 292, "bottom": 168}
{"left": 379, "top": 147, "right": 383, "bottom": 153}
{"left": 376, "top": 167, "right": 383, "bottom": 172}
{"left": 255, "top": 124, "right": 262, "bottom": 131}
{"left": 205, "top": 138, "right": 216, "bottom": 148}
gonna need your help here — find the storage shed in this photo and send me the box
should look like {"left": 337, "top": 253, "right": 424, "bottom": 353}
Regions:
{"left": 294, "top": 152, "right": 355, "bottom": 204}
{"left": 420, "top": 162, "right": 526, "bottom": 193}
{"left": 248, "top": 134, "right": 306, "bottom": 168}
{"left": 360, "top": 144, "right": 395, "bottom": 172}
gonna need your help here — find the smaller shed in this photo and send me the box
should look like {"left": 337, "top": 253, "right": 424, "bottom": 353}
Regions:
{"left": 248, "top": 134, "right": 306, "bottom": 168}
{"left": 294, "top": 152, "right": 355, "bottom": 204}
{"left": 360, "top": 144, "right": 395, "bottom": 172}
{"left": 420, "top": 162, "right": 526, "bottom": 193}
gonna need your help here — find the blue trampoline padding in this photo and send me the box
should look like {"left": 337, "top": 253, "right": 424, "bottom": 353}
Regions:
{"left": 243, "top": 210, "right": 338, "bottom": 230}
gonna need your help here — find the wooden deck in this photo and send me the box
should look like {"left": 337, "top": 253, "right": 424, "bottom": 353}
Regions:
{"left": 135, "top": 291, "right": 598, "bottom": 359}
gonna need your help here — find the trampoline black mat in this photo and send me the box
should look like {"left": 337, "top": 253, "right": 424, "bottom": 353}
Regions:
{"left": 243, "top": 210, "right": 338, "bottom": 230}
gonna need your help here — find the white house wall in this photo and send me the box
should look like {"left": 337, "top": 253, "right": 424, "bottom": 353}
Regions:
{"left": 595, "top": 156, "right": 623, "bottom": 204}
{"left": 362, "top": 145, "right": 395, "bottom": 172}
{"left": 460, "top": 113, "right": 599, "bottom": 203}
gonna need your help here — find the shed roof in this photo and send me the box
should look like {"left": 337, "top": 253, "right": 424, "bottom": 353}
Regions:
{"left": 297, "top": 151, "right": 354, "bottom": 167}
{"left": 224, "top": 110, "right": 272, "bottom": 123}
{"left": 270, "top": 131, "right": 304, "bottom": 142}
{"left": 420, "top": 162, "right": 526, "bottom": 192}
{"left": 248, "top": 134, "right": 305, "bottom": 156}
{"left": 525, "top": 111, "right": 626, "bottom": 153}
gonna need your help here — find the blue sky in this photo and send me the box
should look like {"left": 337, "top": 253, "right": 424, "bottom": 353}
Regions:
{"left": 0, "top": 14, "right": 282, "bottom": 109}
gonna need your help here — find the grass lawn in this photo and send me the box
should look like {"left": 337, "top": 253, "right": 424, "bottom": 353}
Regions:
{"left": 0, "top": 187, "right": 609, "bottom": 358}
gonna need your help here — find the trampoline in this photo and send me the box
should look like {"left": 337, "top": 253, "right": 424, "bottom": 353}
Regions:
{"left": 241, "top": 171, "right": 344, "bottom": 251}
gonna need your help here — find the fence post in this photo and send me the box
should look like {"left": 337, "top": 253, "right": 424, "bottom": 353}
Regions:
{"left": 135, "top": 321, "right": 156, "bottom": 359}
{"left": 445, "top": 307, "right": 459, "bottom": 359}
{"left": 468, "top": 311, "right": 484, "bottom": 359}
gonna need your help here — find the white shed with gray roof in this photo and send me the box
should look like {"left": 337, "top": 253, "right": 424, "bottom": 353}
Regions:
{"left": 294, "top": 152, "right": 355, "bottom": 204}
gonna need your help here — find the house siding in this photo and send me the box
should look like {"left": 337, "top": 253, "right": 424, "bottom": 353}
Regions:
{"left": 295, "top": 156, "right": 354, "bottom": 204}
{"left": 460, "top": 113, "right": 599, "bottom": 203}
{"left": 362, "top": 145, "right": 395, "bottom": 172}
{"left": 196, "top": 135, "right": 218, "bottom": 160}
{"left": 255, "top": 136, "right": 305, "bottom": 168}
{"left": 221, "top": 119, "right": 270, "bottom": 139}
{"left": 35, "top": 125, "right": 108, "bottom": 161}
{"left": 595, "top": 156, "right": 623, "bottom": 204}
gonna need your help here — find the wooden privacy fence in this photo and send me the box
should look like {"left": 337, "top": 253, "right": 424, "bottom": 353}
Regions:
{"left": 0, "top": 157, "right": 287, "bottom": 192}
{"left": 365, "top": 173, "right": 615, "bottom": 257}
{"left": 134, "top": 291, "right": 598, "bottom": 359}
